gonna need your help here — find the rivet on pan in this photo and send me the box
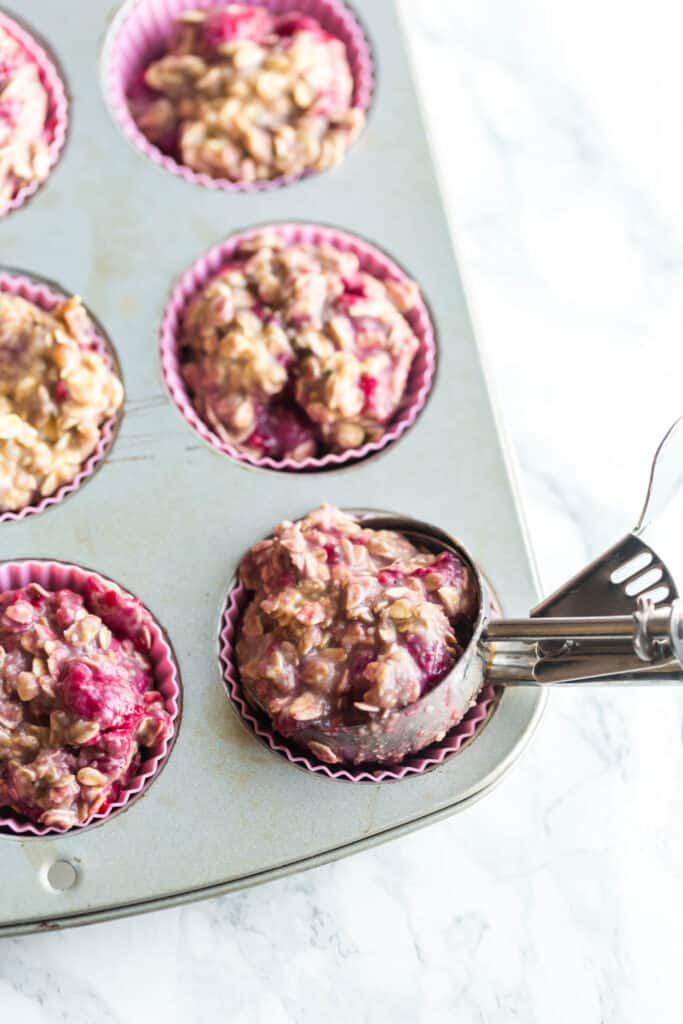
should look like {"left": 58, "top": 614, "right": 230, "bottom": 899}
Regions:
{"left": 43, "top": 860, "right": 78, "bottom": 892}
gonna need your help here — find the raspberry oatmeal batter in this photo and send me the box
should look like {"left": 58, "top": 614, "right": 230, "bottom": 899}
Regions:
{"left": 236, "top": 505, "right": 478, "bottom": 761}
{"left": 0, "top": 23, "right": 51, "bottom": 212}
{"left": 131, "top": 4, "right": 364, "bottom": 182}
{"left": 0, "top": 580, "right": 172, "bottom": 829}
{"left": 180, "top": 232, "right": 421, "bottom": 461}
{"left": 0, "top": 292, "right": 123, "bottom": 513}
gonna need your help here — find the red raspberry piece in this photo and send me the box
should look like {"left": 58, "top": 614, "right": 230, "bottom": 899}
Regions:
{"left": 323, "top": 542, "right": 340, "bottom": 565}
{"left": 61, "top": 661, "right": 140, "bottom": 730}
{"left": 274, "top": 15, "right": 323, "bottom": 37}
{"left": 359, "top": 375, "right": 378, "bottom": 408}
{"left": 54, "top": 380, "right": 69, "bottom": 403}
{"left": 406, "top": 635, "right": 454, "bottom": 690}
{"left": 338, "top": 277, "right": 369, "bottom": 306}
{"left": 246, "top": 429, "right": 267, "bottom": 451}
{"left": 202, "top": 5, "right": 274, "bottom": 49}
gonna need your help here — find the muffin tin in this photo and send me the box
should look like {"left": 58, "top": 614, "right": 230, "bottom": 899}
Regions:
{"left": 0, "top": 0, "right": 544, "bottom": 935}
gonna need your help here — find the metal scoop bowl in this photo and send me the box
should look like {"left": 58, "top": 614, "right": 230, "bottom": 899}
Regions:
{"left": 242, "top": 418, "right": 683, "bottom": 767}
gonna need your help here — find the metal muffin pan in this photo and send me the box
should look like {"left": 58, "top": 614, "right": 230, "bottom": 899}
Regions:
{"left": 0, "top": 0, "right": 544, "bottom": 935}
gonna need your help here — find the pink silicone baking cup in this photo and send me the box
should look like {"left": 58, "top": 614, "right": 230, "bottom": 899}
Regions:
{"left": 160, "top": 222, "right": 437, "bottom": 471}
{"left": 0, "top": 11, "right": 68, "bottom": 217}
{"left": 105, "top": 0, "right": 374, "bottom": 192}
{"left": 219, "top": 579, "right": 500, "bottom": 783}
{"left": 0, "top": 560, "right": 181, "bottom": 836}
{"left": 0, "top": 272, "right": 122, "bottom": 523}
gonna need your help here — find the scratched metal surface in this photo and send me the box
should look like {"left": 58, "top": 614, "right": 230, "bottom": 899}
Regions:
{"left": 0, "top": 0, "right": 544, "bottom": 934}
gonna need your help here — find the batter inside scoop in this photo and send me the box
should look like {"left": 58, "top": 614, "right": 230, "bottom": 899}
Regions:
{"left": 0, "top": 23, "right": 51, "bottom": 211}
{"left": 131, "top": 4, "right": 365, "bottom": 182}
{"left": 0, "top": 580, "right": 172, "bottom": 830}
{"left": 0, "top": 292, "right": 123, "bottom": 513}
{"left": 236, "top": 505, "right": 478, "bottom": 740}
{"left": 179, "top": 232, "right": 422, "bottom": 462}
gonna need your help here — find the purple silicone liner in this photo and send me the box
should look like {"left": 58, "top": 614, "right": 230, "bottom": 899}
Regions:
{"left": 0, "top": 10, "right": 68, "bottom": 217}
{"left": 0, "top": 560, "right": 181, "bottom": 836}
{"left": 105, "top": 0, "right": 374, "bottom": 192}
{"left": 219, "top": 579, "right": 500, "bottom": 784}
{"left": 160, "top": 222, "right": 437, "bottom": 471}
{"left": 0, "top": 272, "right": 122, "bottom": 524}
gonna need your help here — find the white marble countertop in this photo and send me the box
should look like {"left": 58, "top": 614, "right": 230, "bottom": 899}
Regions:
{"left": 4, "top": 1, "right": 683, "bottom": 1020}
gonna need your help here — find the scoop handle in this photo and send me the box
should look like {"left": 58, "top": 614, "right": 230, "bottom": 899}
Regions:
{"left": 635, "top": 416, "right": 683, "bottom": 533}
{"left": 488, "top": 600, "right": 680, "bottom": 650}
{"left": 486, "top": 598, "right": 683, "bottom": 684}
